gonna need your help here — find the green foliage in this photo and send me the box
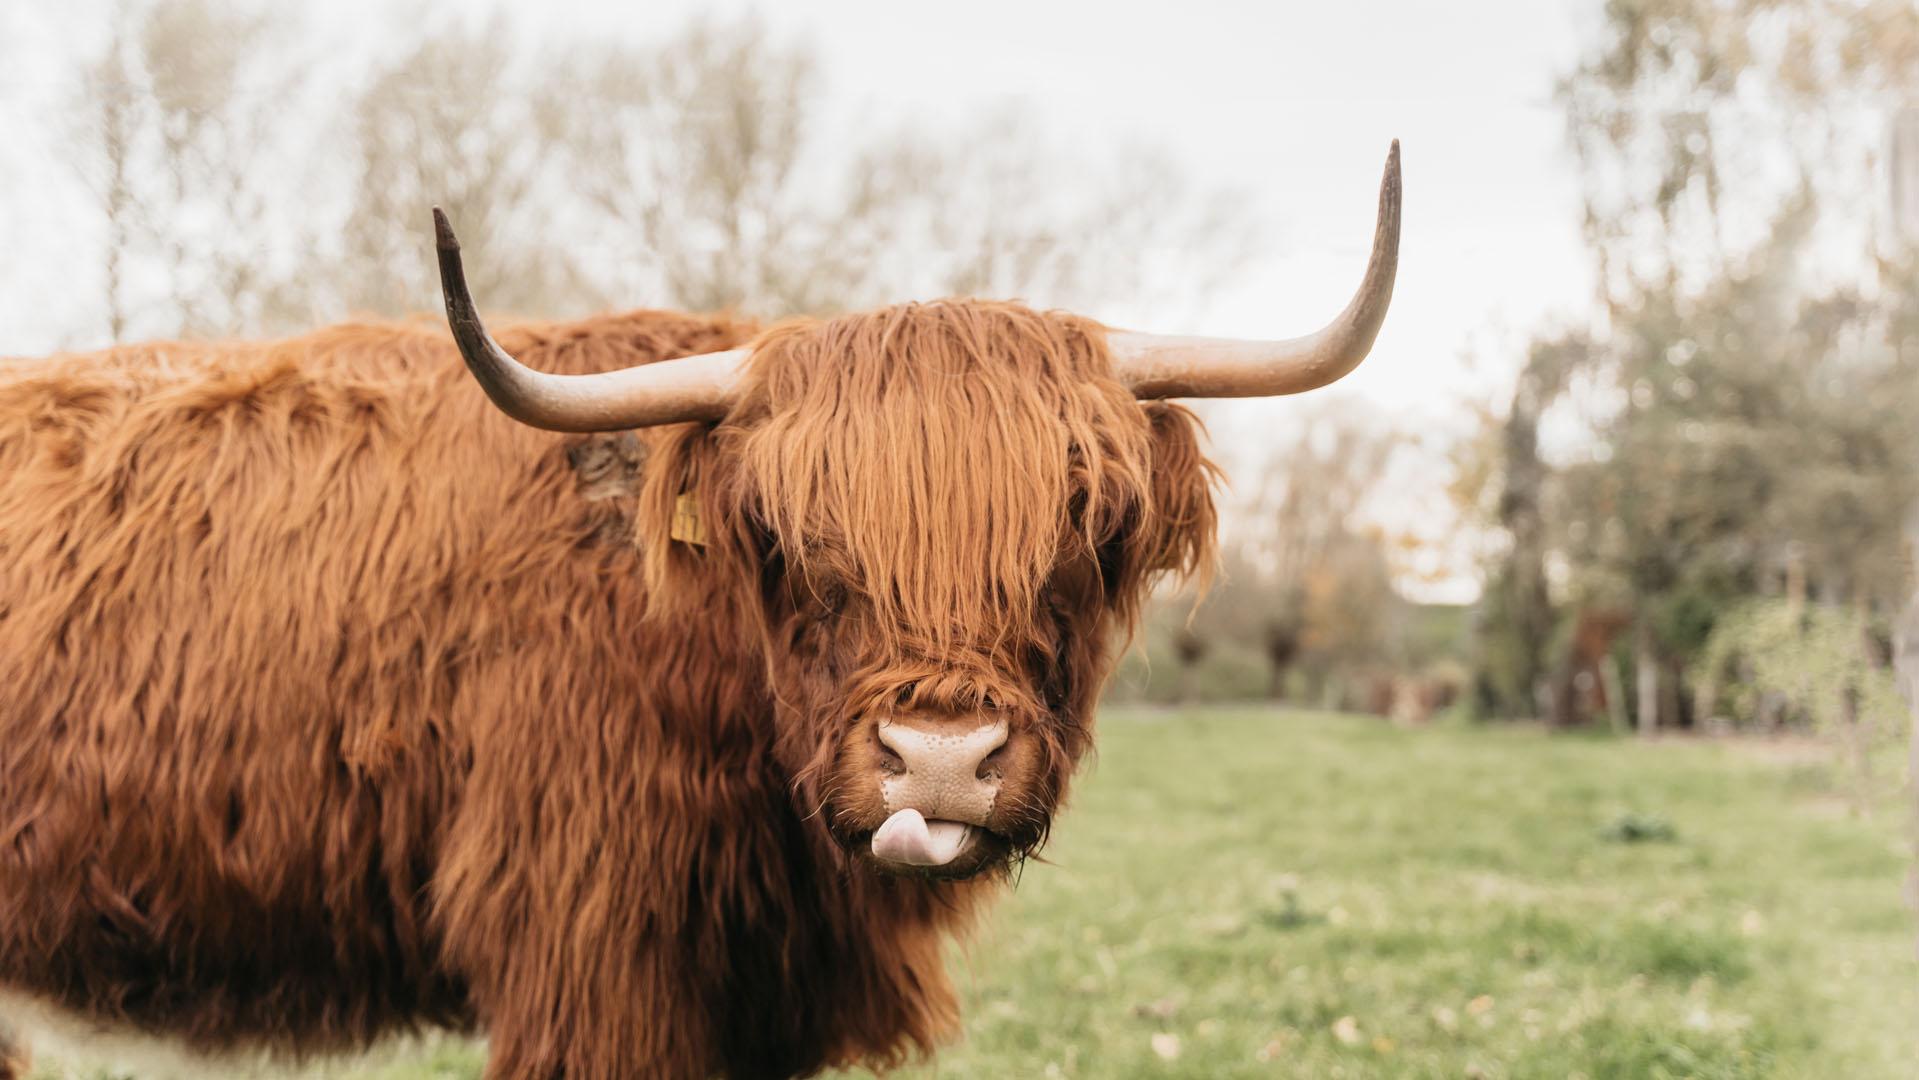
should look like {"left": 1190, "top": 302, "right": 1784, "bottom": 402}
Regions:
{"left": 1471, "top": 559, "right": 1549, "bottom": 718}
{"left": 1465, "top": 337, "right": 1584, "bottom": 720}
{"left": 1113, "top": 401, "right": 1448, "bottom": 711}
{"left": 1695, "top": 601, "right": 1899, "bottom": 734}
{"left": 1466, "top": 0, "right": 1919, "bottom": 732}
{"left": 854, "top": 709, "right": 1916, "bottom": 1077}
{"left": 1105, "top": 593, "right": 1471, "bottom": 712}
{"left": 1403, "top": 604, "right": 1471, "bottom": 672}
{"left": 1106, "top": 614, "right": 1273, "bottom": 705}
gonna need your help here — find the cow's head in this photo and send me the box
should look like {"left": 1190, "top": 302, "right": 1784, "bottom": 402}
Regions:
{"left": 432, "top": 143, "right": 1399, "bottom": 882}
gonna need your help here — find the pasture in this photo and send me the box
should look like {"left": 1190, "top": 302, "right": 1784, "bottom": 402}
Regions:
{"left": 37, "top": 708, "right": 1916, "bottom": 1079}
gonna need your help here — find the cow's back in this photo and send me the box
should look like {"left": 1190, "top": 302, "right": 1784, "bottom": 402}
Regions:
{"left": 0, "top": 310, "right": 754, "bottom": 1056}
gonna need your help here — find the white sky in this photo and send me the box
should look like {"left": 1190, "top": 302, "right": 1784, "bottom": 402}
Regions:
{"left": 498, "top": 0, "right": 1599, "bottom": 407}
{"left": 3, "top": 0, "right": 1606, "bottom": 601}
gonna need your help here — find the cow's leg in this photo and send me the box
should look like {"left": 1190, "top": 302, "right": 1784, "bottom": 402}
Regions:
{"left": 447, "top": 829, "right": 727, "bottom": 1080}
{"left": 475, "top": 963, "right": 707, "bottom": 1080}
{"left": 437, "top": 638, "right": 832, "bottom": 1080}
{"left": 438, "top": 695, "right": 725, "bottom": 1078}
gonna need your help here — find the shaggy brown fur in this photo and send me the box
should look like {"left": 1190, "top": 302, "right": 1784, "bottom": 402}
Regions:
{"left": 0, "top": 300, "right": 1216, "bottom": 1079}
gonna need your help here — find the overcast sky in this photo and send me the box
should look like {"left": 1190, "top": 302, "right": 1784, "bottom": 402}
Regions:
{"left": 485, "top": 0, "right": 1600, "bottom": 422}
{"left": 3, "top": 0, "right": 1605, "bottom": 599}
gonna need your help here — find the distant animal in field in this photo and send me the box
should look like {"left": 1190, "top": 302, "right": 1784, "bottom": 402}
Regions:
{"left": 0, "top": 146, "right": 1400, "bottom": 1078}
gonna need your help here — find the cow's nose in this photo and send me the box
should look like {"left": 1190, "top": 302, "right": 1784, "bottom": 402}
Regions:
{"left": 875, "top": 717, "right": 1009, "bottom": 824}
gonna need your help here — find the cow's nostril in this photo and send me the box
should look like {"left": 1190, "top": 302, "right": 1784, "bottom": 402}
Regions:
{"left": 875, "top": 740, "right": 907, "bottom": 776}
{"left": 976, "top": 744, "right": 1009, "bottom": 783}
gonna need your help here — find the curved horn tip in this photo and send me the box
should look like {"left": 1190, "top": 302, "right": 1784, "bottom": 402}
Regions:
{"left": 1106, "top": 140, "right": 1402, "bottom": 400}
{"left": 426, "top": 205, "right": 743, "bottom": 432}
{"left": 432, "top": 206, "right": 458, "bottom": 251}
{"left": 1383, "top": 140, "right": 1401, "bottom": 205}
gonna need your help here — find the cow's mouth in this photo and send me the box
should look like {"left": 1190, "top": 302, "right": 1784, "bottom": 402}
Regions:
{"left": 861, "top": 808, "right": 1010, "bottom": 879}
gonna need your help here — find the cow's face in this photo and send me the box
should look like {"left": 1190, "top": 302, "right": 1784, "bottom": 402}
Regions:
{"left": 644, "top": 302, "right": 1216, "bottom": 881}
{"left": 433, "top": 144, "right": 1397, "bottom": 880}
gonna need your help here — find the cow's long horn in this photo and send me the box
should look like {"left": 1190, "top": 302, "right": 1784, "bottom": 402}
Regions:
{"left": 1109, "top": 140, "right": 1401, "bottom": 399}
{"left": 433, "top": 208, "right": 744, "bottom": 431}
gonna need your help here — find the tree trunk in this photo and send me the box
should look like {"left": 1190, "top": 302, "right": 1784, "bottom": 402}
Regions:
{"left": 1884, "top": 106, "right": 1917, "bottom": 948}
{"left": 96, "top": 42, "right": 136, "bottom": 344}
{"left": 1601, "top": 654, "right": 1630, "bottom": 735}
{"left": 1896, "top": 547, "right": 1919, "bottom": 941}
{"left": 1172, "top": 629, "right": 1207, "bottom": 706}
{"left": 1470, "top": 341, "right": 1574, "bottom": 720}
{"left": 1839, "top": 683, "right": 1872, "bottom": 818}
{"left": 1635, "top": 620, "right": 1659, "bottom": 737}
{"left": 1267, "top": 662, "right": 1289, "bottom": 702}
{"left": 1661, "top": 656, "right": 1685, "bottom": 730}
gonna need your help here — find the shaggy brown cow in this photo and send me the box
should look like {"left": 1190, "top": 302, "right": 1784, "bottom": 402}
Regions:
{"left": 0, "top": 146, "right": 1399, "bottom": 1079}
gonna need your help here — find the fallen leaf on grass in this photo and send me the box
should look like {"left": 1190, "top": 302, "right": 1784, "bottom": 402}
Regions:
{"left": 1150, "top": 1032, "right": 1181, "bottom": 1060}
{"left": 1133, "top": 996, "right": 1180, "bottom": 1020}
{"left": 1331, "top": 1016, "right": 1361, "bottom": 1045}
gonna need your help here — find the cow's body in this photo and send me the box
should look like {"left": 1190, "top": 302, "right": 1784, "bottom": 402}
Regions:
{"left": 0, "top": 144, "right": 1401, "bottom": 1080}
{"left": 0, "top": 311, "right": 985, "bottom": 1078}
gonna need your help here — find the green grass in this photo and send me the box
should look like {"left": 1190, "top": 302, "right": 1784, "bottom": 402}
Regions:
{"left": 830, "top": 710, "right": 1916, "bottom": 1079}
{"left": 34, "top": 708, "right": 1919, "bottom": 1078}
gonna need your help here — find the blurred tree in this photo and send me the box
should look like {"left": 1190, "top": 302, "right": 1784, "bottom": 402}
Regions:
{"left": 1887, "top": 105, "right": 1919, "bottom": 929}
{"left": 333, "top": 25, "right": 599, "bottom": 320}
{"left": 1696, "top": 597, "right": 1902, "bottom": 808}
{"left": 1297, "top": 526, "right": 1404, "bottom": 705}
{"left": 1115, "top": 402, "right": 1411, "bottom": 710}
{"left": 66, "top": 0, "right": 310, "bottom": 339}
{"left": 1260, "top": 613, "right": 1303, "bottom": 701}
{"left": 538, "top": 21, "right": 823, "bottom": 316}
{"left": 1148, "top": 402, "right": 1405, "bottom": 706}
{"left": 1542, "top": 202, "right": 1915, "bottom": 733}
{"left": 74, "top": 17, "right": 137, "bottom": 341}
{"left": 1254, "top": 405, "right": 1401, "bottom": 700}
{"left": 1480, "top": 0, "right": 1919, "bottom": 736}
{"left": 1561, "top": 0, "right": 1919, "bottom": 309}
{"left": 542, "top": 21, "right": 1255, "bottom": 318}
{"left": 1170, "top": 625, "right": 1211, "bottom": 705}
{"left": 52, "top": 12, "right": 1254, "bottom": 336}
{"left": 1468, "top": 335, "right": 1585, "bottom": 721}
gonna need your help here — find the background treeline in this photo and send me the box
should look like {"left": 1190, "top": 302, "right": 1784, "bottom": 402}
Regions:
{"left": 1108, "top": 0, "right": 1919, "bottom": 807}
{"left": 1461, "top": 0, "right": 1917, "bottom": 760}
{"left": 22, "top": 1, "right": 1254, "bottom": 344}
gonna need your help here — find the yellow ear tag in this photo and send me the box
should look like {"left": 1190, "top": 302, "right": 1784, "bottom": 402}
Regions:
{"left": 670, "top": 491, "right": 707, "bottom": 547}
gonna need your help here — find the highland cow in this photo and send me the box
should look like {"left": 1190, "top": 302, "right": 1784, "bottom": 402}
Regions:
{"left": 0, "top": 146, "right": 1399, "bottom": 1079}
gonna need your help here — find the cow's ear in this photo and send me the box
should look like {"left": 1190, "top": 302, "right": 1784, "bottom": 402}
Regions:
{"left": 1127, "top": 402, "right": 1219, "bottom": 584}
{"left": 638, "top": 425, "right": 745, "bottom": 616}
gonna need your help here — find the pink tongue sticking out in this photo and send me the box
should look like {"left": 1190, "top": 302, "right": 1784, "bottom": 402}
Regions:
{"left": 871, "top": 808, "right": 971, "bottom": 866}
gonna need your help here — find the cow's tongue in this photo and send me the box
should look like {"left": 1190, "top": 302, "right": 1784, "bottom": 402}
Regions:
{"left": 871, "top": 808, "right": 970, "bottom": 866}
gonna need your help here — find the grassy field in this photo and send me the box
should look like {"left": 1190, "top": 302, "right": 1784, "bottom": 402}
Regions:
{"left": 34, "top": 707, "right": 1919, "bottom": 1079}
